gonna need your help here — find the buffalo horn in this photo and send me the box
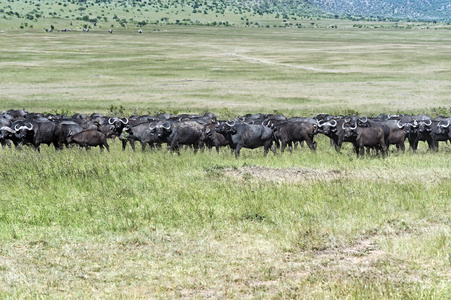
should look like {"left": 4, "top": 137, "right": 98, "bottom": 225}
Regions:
{"left": 425, "top": 119, "right": 432, "bottom": 126}
{"left": 350, "top": 122, "right": 357, "bottom": 130}
{"left": 149, "top": 123, "right": 156, "bottom": 130}
{"left": 397, "top": 120, "right": 404, "bottom": 129}
{"left": 26, "top": 123, "right": 33, "bottom": 130}
{"left": 439, "top": 120, "right": 450, "bottom": 128}
{"left": 108, "top": 117, "right": 115, "bottom": 124}
{"left": 14, "top": 124, "right": 20, "bottom": 131}
{"left": 162, "top": 122, "right": 171, "bottom": 130}
{"left": 360, "top": 117, "right": 368, "bottom": 123}
{"left": 329, "top": 120, "right": 337, "bottom": 127}
{"left": 121, "top": 117, "right": 129, "bottom": 124}
{"left": 226, "top": 120, "right": 236, "bottom": 127}
{"left": 0, "top": 126, "right": 15, "bottom": 133}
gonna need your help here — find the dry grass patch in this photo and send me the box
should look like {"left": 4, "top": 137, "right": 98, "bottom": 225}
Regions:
{"left": 223, "top": 166, "right": 343, "bottom": 183}
{"left": 221, "top": 165, "right": 451, "bottom": 185}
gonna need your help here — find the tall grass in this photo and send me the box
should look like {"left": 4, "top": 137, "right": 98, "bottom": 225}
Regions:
{"left": 0, "top": 138, "right": 449, "bottom": 297}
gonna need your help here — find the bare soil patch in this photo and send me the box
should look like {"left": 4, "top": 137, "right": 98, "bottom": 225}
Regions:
{"left": 223, "top": 166, "right": 343, "bottom": 183}
{"left": 222, "top": 165, "right": 451, "bottom": 184}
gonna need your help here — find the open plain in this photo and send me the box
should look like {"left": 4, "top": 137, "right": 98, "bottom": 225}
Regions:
{"left": 0, "top": 24, "right": 450, "bottom": 298}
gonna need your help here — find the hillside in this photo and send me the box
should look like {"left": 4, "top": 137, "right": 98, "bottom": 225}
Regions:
{"left": 0, "top": 0, "right": 445, "bottom": 32}
{"left": 312, "top": 0, "right": 451, "bottom": 21}
{"left": 0, "top": 0, "right": 326, "bottom": 31}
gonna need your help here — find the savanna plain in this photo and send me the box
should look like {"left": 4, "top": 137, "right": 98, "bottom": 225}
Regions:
{"left": 0, "top": 24, "right": 450, "bottom": 298}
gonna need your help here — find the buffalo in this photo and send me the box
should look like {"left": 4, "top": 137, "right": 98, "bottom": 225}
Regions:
{"left": 149, "top": 120, "right": 204, "bottom": 154}
{"left": 273, "top": 121, "right": 317, "bottom": 153}
{"left": 67, "top": 131, "right": 109, "bottom": 152}
{"left": 215, "top": 121, "right": 276, "bottom": 157}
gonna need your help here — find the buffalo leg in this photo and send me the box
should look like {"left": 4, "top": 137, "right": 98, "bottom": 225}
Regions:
{"left": 121, "top": 139, "right": 127, "bottom": 151}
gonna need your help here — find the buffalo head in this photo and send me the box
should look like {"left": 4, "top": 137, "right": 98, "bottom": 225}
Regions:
{"left": 149, "top": 121, "right": 171, "bottom": 138}
{"left": 317, "top": 119, "right": 337, "bottom": 135}
{"left": 417, "top": 119, "right": 432, "bottom": 133}
{"left": 342, "top": 121, "right": 357, "bottom": 139}
{"left": 108, "top": 117, "right": 129, "bottom": 134}
{"left": 436, "top": 120, "right": 450, "bottom": 135}
{"left": 12, "top": 122, "right": 34, "bottom": 144}
{"left": 215, "top": 121, "right": 237, "bottom": 135}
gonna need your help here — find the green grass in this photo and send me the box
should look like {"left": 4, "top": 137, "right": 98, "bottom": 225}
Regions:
{"left": 1, "top": 25, "right": 451, "bottom": 116}
{"left": 0, "top": 139, "right": 450, "bottom": 298}
{"left": 0, "top": 23, "right": 450, "bottom": 298}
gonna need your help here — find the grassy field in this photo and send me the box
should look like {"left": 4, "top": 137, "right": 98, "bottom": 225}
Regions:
{"left": 0, "top": 25, "right": 450, "bottom": 298}
{"left": 1, "top": 24, "right": 451, "bottom": 116}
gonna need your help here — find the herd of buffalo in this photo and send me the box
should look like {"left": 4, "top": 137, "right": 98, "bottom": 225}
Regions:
{"left": 1, "top": 109, "right": 450, "bottom": 157}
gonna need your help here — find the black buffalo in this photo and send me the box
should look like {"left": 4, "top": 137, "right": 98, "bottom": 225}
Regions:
{"left": 149, "top": 120, "right": 204, "bottom": 154}
{"left": 273, "top": 121, "right": 317, "bottom": 153}
{"left": 387, "top": 128, "right": 406, "bottom": 152}
{"left": 344, "top": 124, "right": 387, "bottom": 157}
{"left": 431, "top": 118, "right": 451, "bottom": 151}
{"left": 215, "top": 122, "right": 275, "bottom": 157}
{"left": 201, "top": 122, "right": 229, "bottom": 153}
{"left": 8, "top": 120, "right": 62, "bottom": 151}
{"left": 120, "top": 122, "right": 164, "bottom": 151}
{"left": 67, "top": 130, "right": 109, "bottom": 152}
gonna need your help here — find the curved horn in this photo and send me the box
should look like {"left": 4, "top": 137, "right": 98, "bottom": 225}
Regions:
{"left": 397, "top": 120, "right": 404, "bottom": 129}
{"left": 226, "top": 120, "right": 236, "bottom": 127}
{"left": 149, "top": 123, "right": 156, "bottom": 131}
{"left": 14, "top": 124, "right": 20, "bottom": 131}
{"left": 360, "top": 117, "right": 368, "bottom": 123}
{"left": 26, "top": 123, "right": 33, "bottom": 130}
{"left": 350, "top": 122, "right": 357, "bottom": 130}
{"left": 439, "top": 120, "right": 450, "bottom": 128}
{"left": 329, "top": 120, "right": 337, "bottom": 127}
{"left": 344, "top": 117, "right": 351, "bottom": 123}
{"left": 162, "top": 122, "right": 171, "bottom": 130}
{"left": 425, "top": 119, "right": 432, "bottom": 126}
{"left": 108, "top": 117, "right": 114, "bottom": 125}
{"left": 121, "top": 117, "right": 129, "bottom": 124}
{"left": 263, "top": 120, "right": 272, "bottom": 128}
{"left": 0, "top": 126, "right": 15, "bottom": 133}
{"left": 317, "top": 120, "right": 324, "bottom": 127}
